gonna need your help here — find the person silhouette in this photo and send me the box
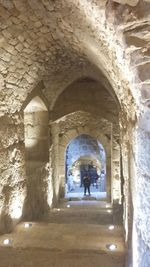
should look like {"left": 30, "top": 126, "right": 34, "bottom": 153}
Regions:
{"left": 83, "top": 174, "right": 91, "bottom": 196}
{"left": 68, "top": 173, "right": 75, "bottom": 192}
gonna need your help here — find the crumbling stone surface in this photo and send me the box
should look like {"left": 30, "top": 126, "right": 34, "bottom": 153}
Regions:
{"left": 0, "top": 114, "right": 26, "bottom": 233}
{"left": 0, "top": 211, "right": 13, "bottom": 234}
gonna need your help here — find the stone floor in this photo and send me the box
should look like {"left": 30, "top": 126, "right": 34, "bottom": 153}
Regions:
{"left": 65, "top": 182, "right": 106, "bottom": 200}
{"left": 0, "top": 200, "right": 125, "bottom": 267}
{"left": 65, "top": 191, "right": 106, "bottom": 200}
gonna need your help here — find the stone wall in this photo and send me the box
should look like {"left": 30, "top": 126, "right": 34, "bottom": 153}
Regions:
{"left": 0, "top": 113, "right": 26, "bottom": 233}
{"left": 111, "top": 124, "right": 121, "bottom": 204}
{"left": 22, "top": 97, "right": 50, "bottom": 219}
{"left": 133, "top": 114, "right": 150, "bottom": 267}
{"left": 0, "top": 1, "right": 149, "bottom": 266}
{"left": 24, "top": 111, "right": 49, "bottom": 162}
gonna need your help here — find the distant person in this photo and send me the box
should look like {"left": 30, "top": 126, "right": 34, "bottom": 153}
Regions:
{"left": 83, "top": 174, "right": 91, "bottom": 196}
{"left": 68, "top": 173, "right": 75, "bottom": 192}
{"left": 92, "top": 173, "right": 99, "bottom": 189}
{"left": 100, "top": 170, "right": 105, "bottom": 180}
{"left": 95, "top": 173, "right": 99, "bottom": 189}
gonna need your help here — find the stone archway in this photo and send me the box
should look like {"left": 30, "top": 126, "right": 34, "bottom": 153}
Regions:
{"left": 50, "top": 117, "right": 112, "bottom": 202}
{"left": 65, "top": 134, "right": 107, "bottom": 198}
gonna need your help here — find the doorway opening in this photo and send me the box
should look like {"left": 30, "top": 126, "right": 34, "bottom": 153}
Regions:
{"left": 65, "top": 134, "right": 106, "bottom": 199}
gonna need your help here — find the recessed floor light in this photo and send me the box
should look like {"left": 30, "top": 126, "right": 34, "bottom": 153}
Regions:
{"left": 106, "top": 243, "right": 117, "bottom": 251}
{"left": 3, "top": 239, "right": 12, "bottom": 245}
{"left": 107, "top": 209, "right": 112, "bottom": 213}
{"left": 57, "top": 208, "right": 60, "bottom": 211}
{"left": 67, "top": 204, "right": 70, "bottom": 208}
{"left": 24, "top": 223, "right": 32, "bottom": 228}
{"left": 108, "top": 225, "right": 115, "bottom": 230}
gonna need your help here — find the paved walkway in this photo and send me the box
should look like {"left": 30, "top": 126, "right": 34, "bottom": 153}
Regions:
{"left": 0, "top": 200, "right": 125, "bottom": 267}
{"left": 66, "top": 191, "right": 106, "bottom": 199}
{"left": 65, "top": 183, "right": 106, "bottom": 200}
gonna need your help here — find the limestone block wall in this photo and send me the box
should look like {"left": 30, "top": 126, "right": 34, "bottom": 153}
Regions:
{"left": 120, "top": 124, "right": 136, "bottom": 267}
{"left": 132, "top": 112, "right": 150, "bottom": 267}
{"left": 121, "top": 4, "right": 150, "bottom": 263}
{"left": 121, "top": 129, "right": 131, "bottom": 240}
{"left": 50, "top": 123, "right": 62, "bottom": 206}
{"left": 23, "top": 109, "right": 50, "bottom": 219}
{"left": 0, "top": 113, "right": 26, "bottom": 233}
{"left": 24, "top": 111, "right": 49, "bottom": 162}
{"left": 22, "top": 163, "right": 50, "bottom": 220}
{"left": 111, "top": 124, "right": 121, "bottom": 204}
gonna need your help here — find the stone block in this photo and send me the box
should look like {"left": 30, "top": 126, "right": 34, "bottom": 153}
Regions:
{"left": 34, "top": 21, "right": 42, "bottom": 28}
{"left": 11, "top": 17, "right": 20, "bottom": 25}
{"left": 0, "top": 5, "right": 10, "bottom": 19}
{"left": 24, "top": 74, "right": 34, "bottom": 84}
{"left": 13, "top": 0, "right": 28, "bottom": 12}
{"left": 40, "top": 26, "right": 49, "bottom": 33}
{"left": 141, "top": 83, "right": 150, "bottom": 100}
{"left": 59, "top": 158, "right": 65, "bottom": 167}
{"left": 113, "top": 0, "right": 139, "bottom": 6}
{"left": 7, "top": 75, "right": 19, "bottom": 84}
{"left": 66, "top": 129, "right": 78, "bottom": 141}
{"left": 137, "top": 62, "right": 150, "bottom": 82}
{"left": 112, "top": 148, "right": 120, "bottom": 159}
{"left": 139, "top": 109, "right": 150, "bottom": 133}
{"left": 26, "top": 125, "right": 48, "bottom": 139}
{"left": 125, "top": 35, "right": 148, "bottom": 47}
{"left": 35, "top": 112, "right": 48, "bottom": 125}
{"left": 15, "top": 43, "right": 23, "bottom": 52}
{"left": 0, "top": 74, "right": 4, "bottom": 87}
{"left": 0, "top": 48, "right": 11, "bottom": 62}
{"left": 18, "top": 35, "right": 25, "bottom": 43}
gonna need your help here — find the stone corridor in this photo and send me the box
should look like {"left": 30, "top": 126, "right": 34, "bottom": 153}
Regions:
{"left": 0, "top": 0, "right": 150, "bottom": 266}
{"left": 0, "top": 200, "right": 125, "bottom": 267}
